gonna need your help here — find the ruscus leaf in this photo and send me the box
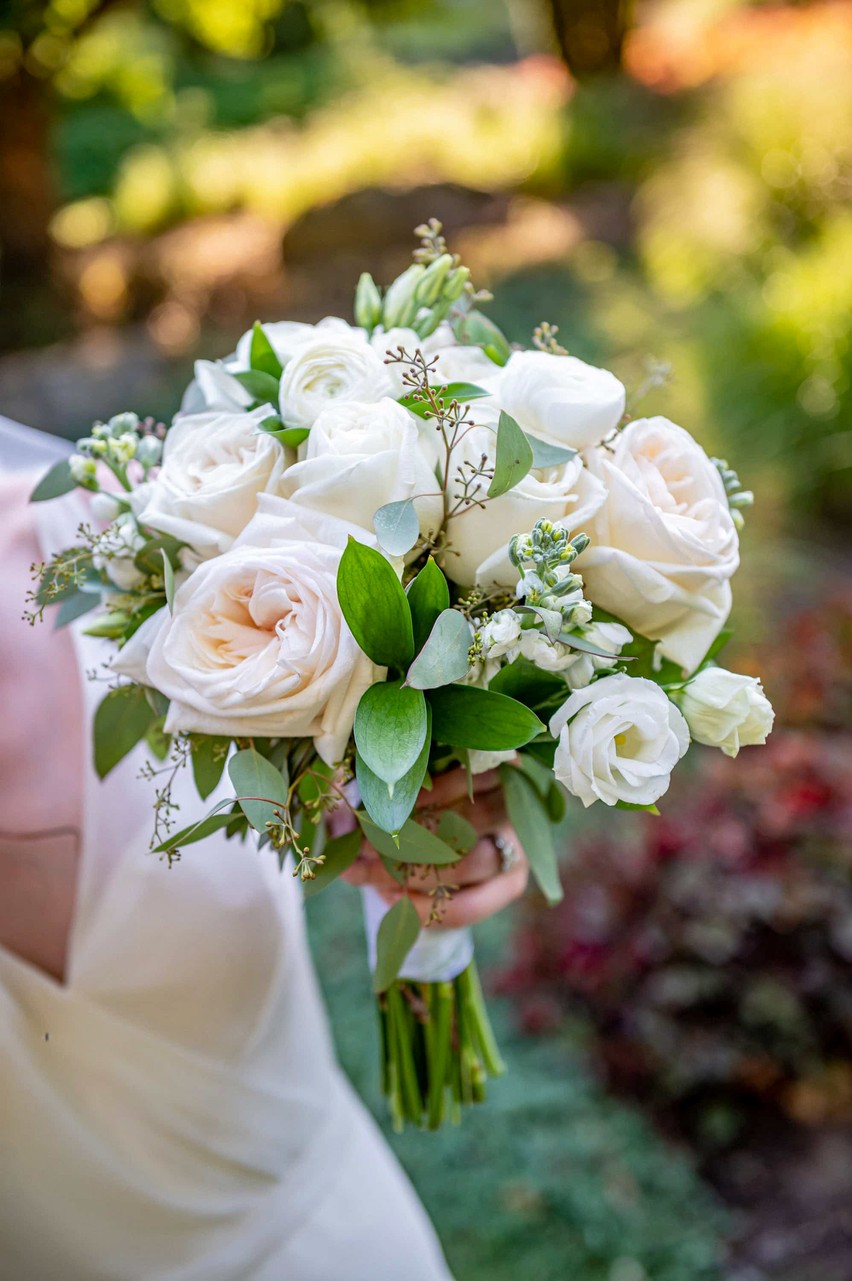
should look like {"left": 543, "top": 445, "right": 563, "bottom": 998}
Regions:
{"left": 372, "top": 897, "right": 421, "bottom": 993}
{"left": 30, "top": 459, "right": 76, "bottom": 503}
{"left": 499, "top": 763, "right": 563, "bottom": 904}
{"left": 354, "top": 680, "right": 428, "bottom": 787}
{"left": 191, "top": 735, "right": 230, "bottom": 800}
{"left": 228, "top": 748, "right": 289, "bottom": 833}
{"left": 249, "top": 321, "right": 283, "bottom": 378}
{"left": 406, "top": 558, "right": 450, "bottom": 654}
{"left": 233, "top": 369, "right": 281, "bottom": 405}
{"left": 428, "top": 684, "right": 545, "bottom": 751}
{"left": 93, "top": 684, "right": 156, "bottom": 778}
{"left": 357, "top": 814, "right": 462, "bottom": 866}
{"left": 336, "top": 537, "right": 414, "bottom": 668}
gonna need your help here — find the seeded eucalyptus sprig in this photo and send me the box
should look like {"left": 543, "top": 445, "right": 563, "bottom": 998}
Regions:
{"left": 712, "top": 457, "right": 754, "bottom": 530}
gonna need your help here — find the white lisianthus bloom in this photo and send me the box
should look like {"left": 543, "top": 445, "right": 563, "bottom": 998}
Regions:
{"left": 279, "top": 330, "right": 392, "bottom": 429}
{"left": 139, "top": 406, "right": 291, "bottom": 560}
{"left": 373, "top": 323, "right": 500, "bottom": 398}
{"left": 673, "top": 667, "right": 775, "bottom": 757}
{"left": 442, "top": 417, "right": 606, "bottom": 588}
{"left": 115, "top": 497, "right": 383, "bottom": 765}
{"left": 550, "top": 673, "right": 690, "bottom": 808}
{"left": 562, "top": 621, "right": 633, "bottom": 691}
{"left": 277, "top": 398, "right": 442, "bottom": 539}
{"left": 496, "top": 350, "right": 626, "bottom": 452}
{"left": 581, "top": 417, "right": 740, "bottom": 674}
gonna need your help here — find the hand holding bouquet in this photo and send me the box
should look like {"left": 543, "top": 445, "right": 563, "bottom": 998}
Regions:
{"left": 28, "top": 219, "right": 773, "bottom": 1128}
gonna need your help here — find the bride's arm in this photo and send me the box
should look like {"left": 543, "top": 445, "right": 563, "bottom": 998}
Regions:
{"left": 0, "top": 477, "right": 83, "bottom": 981}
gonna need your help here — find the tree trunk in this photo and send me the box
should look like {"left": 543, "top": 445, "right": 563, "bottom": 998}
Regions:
{"left": 548, "top": 0, "right": 633, "bottom": 78}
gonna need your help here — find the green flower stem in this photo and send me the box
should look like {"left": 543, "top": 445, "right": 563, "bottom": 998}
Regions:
{"left": 377, "top": 959, "right": 504, "bottom": 1131}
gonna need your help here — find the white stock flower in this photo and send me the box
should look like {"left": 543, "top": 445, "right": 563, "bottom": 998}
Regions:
{"left": 674, "top": 667, "right": 774, "bottom": 757}
{"left": 443, "top": 417, "right": 606, "bottom": 588}
{"left": 478, "top": 609, "right": 522, "bottom": 659}
{"left": 139, "top": 407, "right": 291, "bottom": 560}
{"left": 496, "top": 350, "right": 626, "bottom": 452}
{"left": 562, "top": 621, "right": 633, "bottom": 691}
{"left": 279, "top": 329, "right": 392, "bottom": 429}
{"left": 93, "top": 513, "right": 146, "bottom": 591}
{"left": 550, "top": 673, "right": 689, "bottom": 808}
{"left": 117, "top": 498, "right": 383, "bottom": 765}
{"left": 581, "top": 417, "right": 740, "bottom": 674}
{"left": 516, "top": 631, "right": 579, "bottom": 673}
{"left": 277, "top": 397, "right": 442, "bottom": 538}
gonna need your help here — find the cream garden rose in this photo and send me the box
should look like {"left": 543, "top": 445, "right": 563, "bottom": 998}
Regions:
{"left": 496, "top": 350, "right": 626, "bottom": 452}
{"left": 117, "top": 498, "right": 383, "bottom": 765}
{"left": 580, "top": 416, "right": 740, "bottom": 674}
{"left": 278, "top": 329, "right": 392, "bottom": 429}
{"left": 550, "top": 673, "right": 690, "bottom": 808}
{"left": 277, "top": 397, "right": 442, "bottom": 539}
{"left": 673, "top": 667, "right": 775, "bottom": 756}
{"left": 442, "top": 416, "right": 606, "bottom": 588}
{"left": 140, "top": 406, "right": 291, "bottom": 560}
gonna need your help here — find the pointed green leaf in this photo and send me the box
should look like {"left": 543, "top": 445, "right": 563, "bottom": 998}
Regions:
{"left": 357, "top": 814, "right": 462, "bottom": 867}
{"left": 259, "top": 417, "right": 310, "bottom": 448}
{"left": 499, "top": 763, "right": 563, "bottom": 904}
{"left": 54, "top": 590, "right": 98, "bottom": 628}
{"left": 303, "top": 828, "right": 363, "bottom": 898}
{"left": 30, "top": 458, "right": 76, "bottom": 502}
{"left": 93, "top": 684, "right": 156, "bottom": 778}
{"left": 337, "top": 537, "right": 414, "bottom": 668}
{"left": 228, "top": 748, "right": 289, "bottom": 832}
{"left": 249, "top": 321, "right": 283, "bottom": 378}
{"left": 152, "top": 805, "right": 237, "bottom": 855}
{"left": 558, "top": 630, "right": 624, "bottom": 659}
{"left": 406, "top": 608, "right": 472, "bottom": 690}
{"left": 374, "top": 499, "right": 419, "bottom": 557}
{"left": 488, "top": 411, "right": 534, "bottom": 498}
{"left": 428, "top": 684, "right": 544, "bottom": 751}
{"left": 488, "top": 658, "right": 565, "bottom": 710}
{"left": 191, "top": 735, "right": 230, "bottom": 800}
{"left": 526, "top": 435, "right": 578, "bottom": 469}
{"left": 406, "top": 557, "right": 450, "bottom": 654}
{"left": 354, "top": 680, "right": 428, "bottom": 787}
{"left": 372, "top": 897, "right": 421, "bottom": 993}
{"left": 436, "top": 810, "right": 478, "bottom": 854}
{"left": 233, "top": 369, "right": 281, "bottom": 405}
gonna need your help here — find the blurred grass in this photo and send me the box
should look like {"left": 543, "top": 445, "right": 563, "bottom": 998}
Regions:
{"left": 306, "top": 880, "right": 729, "bottom": 1281}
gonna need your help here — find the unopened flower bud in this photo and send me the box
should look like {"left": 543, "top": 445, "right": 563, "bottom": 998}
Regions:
{"left": 135, "top": 435, "right": 163, "bottom": 469}
{"left": 381, "top": 264, "right": 425, "bottom": 328}
{"left": 108, "top": 411, "right": 140, "bottom": 436}
{"left": 91, "top": 492, "right": 122, "bottom": 522}
{"left": 69, "top": 455, "right": 98, "bottom": 487}
{"left": 414, "top": 253, "right": 454, "bottom": 307}
{"left": 109, "top": 432, "right": 138, "bottom": 464}
{"left": 354, "top": 272, "right": 382, "bottom": 331}
{"left": 443, "top": 266, "right": 470, "bottom": 302}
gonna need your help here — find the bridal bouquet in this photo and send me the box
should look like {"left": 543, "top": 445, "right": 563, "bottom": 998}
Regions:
{"left": 28, "top": 220, "right": 773, "bottom": 1129}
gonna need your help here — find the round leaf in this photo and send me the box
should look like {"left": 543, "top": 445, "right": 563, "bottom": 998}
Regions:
{"left": 373, "top": 499, "right": 419, "bottom": 557}
{"left": 405, "top": 609, "right": 472, "bottom": 690}
{"left": 354, "top": 680, "right": 428, "bottom": 787}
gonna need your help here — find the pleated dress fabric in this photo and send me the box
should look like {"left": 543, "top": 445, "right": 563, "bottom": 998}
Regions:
{"left": 0, "top": 444, "right": 451, "bottom": 1281}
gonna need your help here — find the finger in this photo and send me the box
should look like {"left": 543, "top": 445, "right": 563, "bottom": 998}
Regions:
{"left": 375, "top": 858, "right": 529, "bottom": 928}
{"left": 441, "top": 828, "right": 518, "bottom": 887}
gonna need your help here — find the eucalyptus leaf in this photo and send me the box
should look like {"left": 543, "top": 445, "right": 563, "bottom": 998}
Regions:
{"left": 355, "top": 736, "right": 429, "bottom": 835}
{"left": 525, "top": 435, "right": 578, "bottom": 469}
{"left": 373, "top": 499, "right": 419, "bottom": 557}
{"left": 428, "top": 684, "right": 544, "bottom": 751}
{"left": 233, "top": 369, "right": 281, "bottom": 405}
{"left": 93, "top": 684, "right": 156, "bottom": 778}
{"left": 228, "top": 748, "right": 289, "bottom": 833}
{"left": 54, "top": 590, "right": 98, "bottom": 628}
{"left": 372, "top": 897, "right": 421, "bottom": 993}
{"left": 152, "top": 807, "right": 236, "bottom": 856}
{"left": 30, "top": 459, "right": 76, "bottom": 503}
{"left": 357, "top": 814, "right": 461, "bottom": 866}
{"left": 161, "top": 548, "right": 175, "bottom": 613}
{"left": 406, "top": 557, "right": 450, "bottom": 653}
{"left": 249, "top": 321, "right": 283, "bottom": 378}
{"left": 499, "top": 763, "right": 563, "bottom": 904}
{"left": 488, "top": 411, "right": 534, "bottom": 498}
{"left": 406, "top": 609, "right": 472, "bottom": 690}
{"left": 191, "top": 735, "right": 230, "bottom": 800}
{"left": 436, "top": 810, "right": 477, "bottom": 854}
{"left": 303, "top": 828, "right": 362, "bottom": 898}
{"left": 354, "top": 680, "right": 428, "bottom": 787}
{"left": 336, "top": 537, "right": 414, "bottom": 668}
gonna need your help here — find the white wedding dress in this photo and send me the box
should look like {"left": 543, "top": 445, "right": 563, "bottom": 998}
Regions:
{"left": 0, "top": 419, "right": 451, "bottom": 1281}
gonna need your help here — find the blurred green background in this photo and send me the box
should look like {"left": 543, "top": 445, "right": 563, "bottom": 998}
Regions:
{"left": 3, "top": 1, "right": 851, "bottom": 1277}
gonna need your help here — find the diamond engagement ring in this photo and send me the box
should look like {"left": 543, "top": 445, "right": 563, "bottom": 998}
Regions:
{"left": 494, "top": 834, "right": 519, "bottom": 875}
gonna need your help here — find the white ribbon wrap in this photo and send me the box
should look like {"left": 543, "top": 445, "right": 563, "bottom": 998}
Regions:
{"left": 362, "top": 886, "right": 474, "bottom": 983}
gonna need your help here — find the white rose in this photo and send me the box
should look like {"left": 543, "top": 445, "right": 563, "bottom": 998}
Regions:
{"left": 119, "top": 497, "right": 383, "bottom": 765}
{"left": 442, "top": 416, "right": 606, "bottom": 587}
{"left": 562, "top": 621, "right": 633, "bottom": 691}
{"left": 139, "top": 406, "right": 291, "bottom": 560}
{"left": 673, "top": 667, "right": 774, "bottom": 757}
{"left": 496, "top": 350, "right": 626, "bottom": 451}
{"left": 277, "top": 398, "right": 442, "bottom": 539}
{"left": 373, "top": 323, "right": 500, "bottom": 398}
{"left": 550, "top": 673, "right": 689, "bottom": 808}
{"left": 580, "top": 417, "right": 740, "bottom": 674}
{"left": 279, "top": 330, "right": 392, "bottom": 430}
